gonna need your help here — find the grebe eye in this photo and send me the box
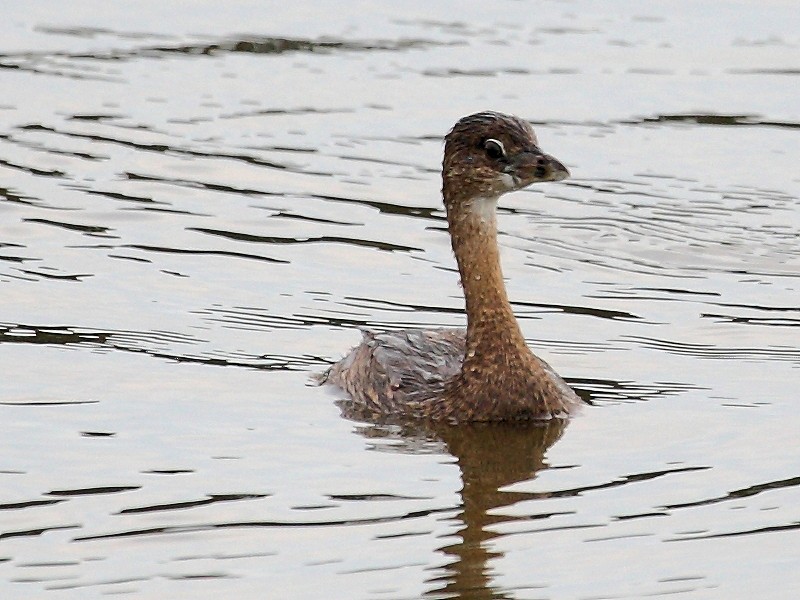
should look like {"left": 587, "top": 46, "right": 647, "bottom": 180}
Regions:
{"left": 483, "top": 138, "right": 506, "bottom": 160}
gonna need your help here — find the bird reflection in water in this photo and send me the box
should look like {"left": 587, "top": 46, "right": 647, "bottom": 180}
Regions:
{"left": 349, "top": 414, "right": 569, "bottom": 599}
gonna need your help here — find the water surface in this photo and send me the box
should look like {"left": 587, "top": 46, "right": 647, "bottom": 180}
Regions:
{"left": 1, "top": 1, "right": 799, "bottom": 598}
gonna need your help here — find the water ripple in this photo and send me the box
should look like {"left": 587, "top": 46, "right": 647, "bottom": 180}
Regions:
{"left": 622, "top": 335, "right": 800, "bottom": 364}
{"left": 623, "top": 113, "right": 800, "bottom": 130}
{"left": 0, "top": 323, "right": 317, "bottom": 370}
{"left": 118, "top": 494, "right": 269, "bottom": 515}
{"left": 663, "top": 476, "right": 800, "bottom": 511}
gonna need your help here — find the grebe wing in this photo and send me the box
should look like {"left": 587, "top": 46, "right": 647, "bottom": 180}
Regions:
{"left": 326, "top": 328, "right": 466, "bottom": 414}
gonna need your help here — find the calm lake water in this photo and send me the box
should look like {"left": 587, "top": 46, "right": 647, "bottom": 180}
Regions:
{"left": 1, "top": 1, "right": 798, "bottom": 598}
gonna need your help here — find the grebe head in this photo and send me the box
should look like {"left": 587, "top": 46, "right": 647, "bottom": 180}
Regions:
{"left": 442, "top": 111, "right": 569, "bottom": 212}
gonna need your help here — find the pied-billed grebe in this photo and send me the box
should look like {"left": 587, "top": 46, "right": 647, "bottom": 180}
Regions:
{"left": 325, "top": 111, "right": 582, "bottom": 422}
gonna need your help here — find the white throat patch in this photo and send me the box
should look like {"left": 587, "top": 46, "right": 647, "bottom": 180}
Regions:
{"left": 466, "top": 196, "right": 498, "bottom": 223}
{"left": 497, "top": 172, "right": 516, "bottom": 191}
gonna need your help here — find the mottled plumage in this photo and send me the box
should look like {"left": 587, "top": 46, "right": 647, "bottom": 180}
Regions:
{"left": 324, "top": 112, "right": 584, "bottom": 422}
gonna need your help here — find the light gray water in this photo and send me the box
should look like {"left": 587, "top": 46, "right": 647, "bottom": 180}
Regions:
{"left": 1, "top": 1, "right": 799, "bottom": 598}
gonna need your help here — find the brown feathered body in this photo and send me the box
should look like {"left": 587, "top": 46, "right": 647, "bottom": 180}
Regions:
{"left": 325, "top": 112, "right": 583, "bottom": 422}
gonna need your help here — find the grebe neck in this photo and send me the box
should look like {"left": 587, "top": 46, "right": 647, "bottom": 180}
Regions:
{"left": 446, "top": 196, "right": 529, "bottom": 363}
